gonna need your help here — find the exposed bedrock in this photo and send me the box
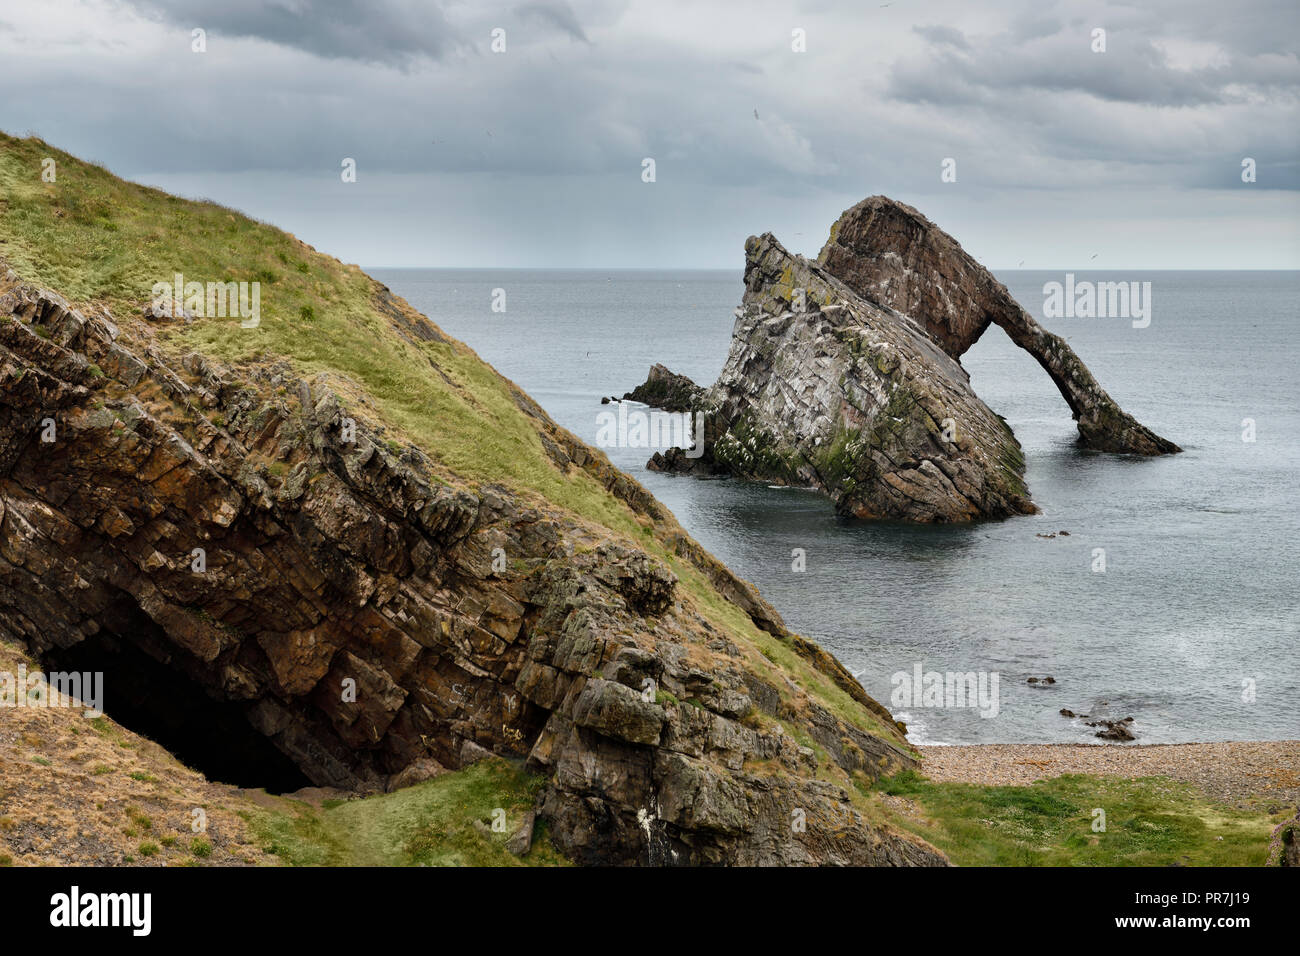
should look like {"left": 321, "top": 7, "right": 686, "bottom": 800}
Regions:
{"left": 817, "top": 196, "right": 1180, "bottom": 456}
{"left": 643, "top": 237, "right": 1037, "bottom": 522}
{"left": 633, "top": 196, "right": 1178, "bottom": 522}
{"left": 622, "top": 363, "right": 704, "bottom": 413}
{"left": 0, "top": 267, "right": 944, "bottom": 866}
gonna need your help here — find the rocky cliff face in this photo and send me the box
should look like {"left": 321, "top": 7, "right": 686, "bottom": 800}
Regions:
{"left": 647, "top": 233, "right": 1037, "bottom": 522}
{"left": 818, "top": 197, "right": 1180, "bottom": 456}
{"left": 0, "top": 265, "right": 944, "bottom": 866}
{"left": 634, "top": 196, "right": 1177, "bottom": 521}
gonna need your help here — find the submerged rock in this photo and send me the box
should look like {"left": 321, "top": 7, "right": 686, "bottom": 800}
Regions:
{"left": 1088, "top": 717, "right": 1137, "bottom": 741}
{"left": 631, "top": 196, "right": 1178, "bottom": 522}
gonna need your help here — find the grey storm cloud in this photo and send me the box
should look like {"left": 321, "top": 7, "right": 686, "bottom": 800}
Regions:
{"left": 911, "top": 25, "right": 969, "bottom": 51}
{"left": 2, "top": 0, "right": 1295, "bottom": 267}
{"left": 116, "top": 0, "right": 596, "bottom": 62}
{"left": 116, "top": 0, "right": 461, "bottom": 63}
{"left": 514, "top": 1, "right": 591, "bottom": 44}
{"left": 889, "top": 21, "right": 1296, "bottom": 108}
{"left": 5, "top": 0, "right": 1292, "bottom": 190}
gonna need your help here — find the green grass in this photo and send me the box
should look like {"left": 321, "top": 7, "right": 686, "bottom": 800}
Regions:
{"left": 245, "top": 758, "right": 569, "bottom": 867}
{"left": 0, "top": 132, "right": 742, "bottom": 632}
{"left": 873, "top": 770, "right": 1276, "bottom": 866}
{"left": 0, "top": 132, "right": 642, "bottom": 539}
{"left": 0, "top": 131, "right": 908, "bottom": 756}
{"left": 0, "top": 131, "right": 925, "bottom": 847}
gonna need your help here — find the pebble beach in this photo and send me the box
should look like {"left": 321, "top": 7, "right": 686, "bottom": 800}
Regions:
{"left": 917, "top": 741, "right": 1300, "bottom": 809}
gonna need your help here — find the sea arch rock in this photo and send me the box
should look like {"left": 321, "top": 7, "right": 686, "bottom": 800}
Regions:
{"left": 633, "top": 196, "right": 1178, "bottom": 522}
{"left": 816, "top": 196, "right": 1180, "bottom": 455}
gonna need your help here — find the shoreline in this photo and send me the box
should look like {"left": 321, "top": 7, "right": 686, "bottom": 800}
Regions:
{"left": 917, "top": 740, "right": 1300, "bottom": 808}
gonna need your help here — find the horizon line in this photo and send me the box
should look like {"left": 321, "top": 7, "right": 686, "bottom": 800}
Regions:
{"left": 363, "top": 265, "right": 1300, "bottom": 273}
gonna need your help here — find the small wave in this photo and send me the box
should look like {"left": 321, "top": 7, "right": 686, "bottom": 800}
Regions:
{"left": 896, "top": 712, "right": 953, "bottom": 747}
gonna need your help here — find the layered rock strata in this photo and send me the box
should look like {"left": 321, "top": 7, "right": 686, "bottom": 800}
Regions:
{"left": 635, "top": 196, "right": 1177, "bottom": 522}
{"left": 0, "top": 266, "right": 944, "bottom": 866}
{"left": 816, "top": 196, "right": 1180, "bottom": 456}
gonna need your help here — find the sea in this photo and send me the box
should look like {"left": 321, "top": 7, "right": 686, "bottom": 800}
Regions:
{"left": 371, "top": 267, "right": 1300, "bottom": 746}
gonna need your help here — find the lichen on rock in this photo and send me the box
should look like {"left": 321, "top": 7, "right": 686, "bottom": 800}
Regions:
{"left": 817, "top": 196, "right": 1180, "bottom": 456}
{"left": 632, "top": 195, "right": 1178, "bottom": 522}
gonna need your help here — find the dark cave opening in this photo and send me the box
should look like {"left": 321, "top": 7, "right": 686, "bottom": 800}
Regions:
{"left": 43, "top": 628, "right": 313, "bottom": 796}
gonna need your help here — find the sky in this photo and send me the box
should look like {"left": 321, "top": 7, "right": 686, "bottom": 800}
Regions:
{"left": 1, "top": 0, "right": 1297, "bottom": 269}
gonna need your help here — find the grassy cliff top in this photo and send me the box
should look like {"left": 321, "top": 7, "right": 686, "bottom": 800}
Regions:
{"left": 0, "top": 132, "right": 630, "bottom": 526}
{"left": 2, "top": 134, "right": 1286, "bottom": 869}
{"left": 0, "top": 130, "right": 912, "bottom": 757}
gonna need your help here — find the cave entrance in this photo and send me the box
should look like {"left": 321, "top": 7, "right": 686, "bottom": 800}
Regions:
{"left": 43, "top": 625, "right": 312, "bottom": 795}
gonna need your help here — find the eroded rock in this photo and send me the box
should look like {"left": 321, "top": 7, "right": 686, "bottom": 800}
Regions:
{"left": 817, "top": 196, "right": 1179, "bottom": 455}
{"left": 622, "top": 363, "right": 704, "bottom": 413}
{"left": 640, "top": 234, "right": 1036, "bottom": 522}
{"left": 630, "top": 196, "right": 1178, "bottom": 522}
{"left": 0, "top": 264, "right": 944, "bottom": 867}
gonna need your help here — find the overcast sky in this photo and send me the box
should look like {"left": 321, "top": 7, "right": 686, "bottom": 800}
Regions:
{"left": 2, "top": 0, "right": 1297, "bottom": 268}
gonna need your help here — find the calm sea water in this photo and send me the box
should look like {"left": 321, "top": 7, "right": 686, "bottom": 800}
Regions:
{"left": 372, "top": 267, "right": 1299, "bottom": 745}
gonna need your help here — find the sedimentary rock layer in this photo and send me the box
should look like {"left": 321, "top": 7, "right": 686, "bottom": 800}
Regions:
{"left": 0, "top": 265, "right": 944, "bottom": 866}
{"left": 817, "top": 196, "right": 1180, "bottom": 455}
{"left": 644, "top": 233, "right": 1037, "bottom": 522}
{"left": 622, "top": 363, "right": 703, "bottom": 413}
{"left": 635, "top": 196, "right": 1177, "bottom": 521}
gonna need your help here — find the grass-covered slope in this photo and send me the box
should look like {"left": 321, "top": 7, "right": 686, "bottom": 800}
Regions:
{"left": 2, "top": 133, "right": 1279, "bottom": 867}
{"left": 1, "top": 131, "right": 939, "bottom": 865}
{"left": 244, "top": 758, "right": 571, "bottom": 867}
{"left": 0, "top": 131, "right": 903, "bottom": 750}
{"left": 870, "top": 770, "right": 1276, "bottom": 867}
{"left": 0, "top": 132, "right": 630, "bottom": 525}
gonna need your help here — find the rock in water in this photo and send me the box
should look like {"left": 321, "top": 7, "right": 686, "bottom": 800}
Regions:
{"left": 816, "top": 196, "right": 1180, "bottom": 456}
{"left": 621, "top": 362, "right": 703, "bottom": 412}
{"left": 1087, "top": 717, "right": 1137, "bottom": 741}
{"left": 633, "top": 196, "right": 1178, "bottom": 522}
{"left": 644, "top": 236, "right": 1037, "bottom": 521}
